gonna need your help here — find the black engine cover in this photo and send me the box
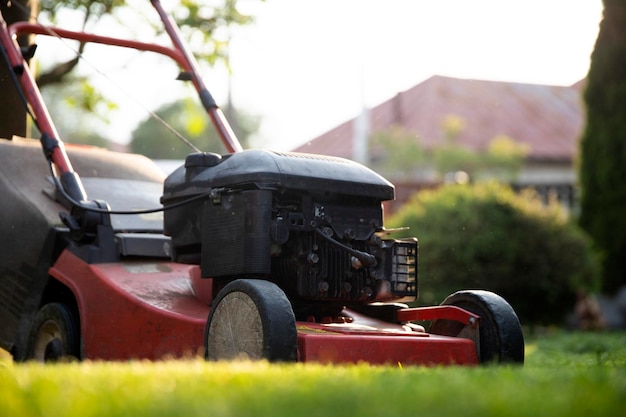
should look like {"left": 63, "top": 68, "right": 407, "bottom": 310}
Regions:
{"left": 162, "top": 150, "right": 416, "bottom": 306}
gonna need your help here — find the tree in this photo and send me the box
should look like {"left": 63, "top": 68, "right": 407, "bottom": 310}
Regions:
{"left": 368, "top": 125, "right": 428, "bottom": 179}
{"left": 1, "top": 0, "right": 258, "bottom": 139}
{"left": 39, "top": 79, "right": 112, "bottom": 147}
{"left": 367, "top": 117, "right": 529, "bottom": 183}
{"left": 0, "top": 0, "right": 36, "bottom": 138}
{"left": 578, "top": 0, "right": 626, "bottom": 294}
{"left": 130, "top": 97, "right": 258, "bottom": 159}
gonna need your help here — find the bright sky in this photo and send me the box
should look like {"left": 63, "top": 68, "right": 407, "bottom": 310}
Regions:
{"left": 36, "top": 0, "right": 604, "bottom": 152}
{"left": 227, "top": 0, "right": 603, "bottom": 151}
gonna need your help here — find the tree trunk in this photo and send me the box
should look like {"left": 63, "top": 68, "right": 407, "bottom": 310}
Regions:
{"left": 0, "top": 0, "right": 38, "bottom": 139}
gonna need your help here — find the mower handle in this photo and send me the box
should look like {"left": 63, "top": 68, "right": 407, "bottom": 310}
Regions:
{"left": 151, "top": 0, "right": 243, "bottom": 154}
{"left": 7, "top": 0, "right": 243, "bottom": 155}
{"left": 0, "top": 11, "right": 88, "bottom": 203}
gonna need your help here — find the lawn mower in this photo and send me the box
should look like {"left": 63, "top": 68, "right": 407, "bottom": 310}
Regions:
{"left": 0, "top": 0, "right": 524, "bottom": 365}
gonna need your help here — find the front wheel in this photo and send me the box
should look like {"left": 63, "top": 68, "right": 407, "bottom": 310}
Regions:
{"left": 26, "top": 302, "right": 81, "bottom": 362}
{"left": 429, "top": 290, "right": 524, "bottom": 364}
{"left": 205, "top": 279, "right": 298, "bottom": 362}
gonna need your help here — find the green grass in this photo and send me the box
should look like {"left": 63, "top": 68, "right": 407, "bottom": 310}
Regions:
{"left": 1, "top": 331, "right": 625, "bottom": 417}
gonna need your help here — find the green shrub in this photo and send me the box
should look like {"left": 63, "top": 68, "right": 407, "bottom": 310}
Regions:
{"left": 388, "top": 181, "right": 600, "bottom": 325}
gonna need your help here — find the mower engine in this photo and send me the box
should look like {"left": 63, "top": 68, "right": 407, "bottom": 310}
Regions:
{"left": 162, "top": 150, "right": 417, "bottom": 315}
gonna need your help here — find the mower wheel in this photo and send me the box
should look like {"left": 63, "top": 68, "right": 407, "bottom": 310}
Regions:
{"left": 26, "top": 303, "right": 81, "bottom": 362}
{"left": 205, "top": 279, "right": 298, "bottom": 362}
{"left": 429, "top": 290, "right": 524, "bottom": 364}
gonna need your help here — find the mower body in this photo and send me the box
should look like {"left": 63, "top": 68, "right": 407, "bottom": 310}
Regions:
{"left": 0, "top": 2, "right": 523, "bottom": 365}
{"left": 0, "top": 139, "right": 478, "bottom": 364}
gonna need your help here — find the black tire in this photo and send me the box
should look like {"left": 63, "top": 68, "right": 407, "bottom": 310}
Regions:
{"left": 26, "top": 303, "right": 81, "bottom": 362}
{"left": 205, "top": 279, "right": 298, "bottom": 362}
{"left": 429, "top": 290, "right": 524, "bottom": 364}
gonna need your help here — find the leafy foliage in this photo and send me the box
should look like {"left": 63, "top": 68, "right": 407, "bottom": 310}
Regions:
{"left": 38, "top": 79, "right": 114, "bottom": 147}
{"left": 1, "top": 0, "right": 261, "bottom": 141}
{"left": 433, "top": 115, "right": 530, "bottom": 181}
{"left": 369, "top": 126, "right": 428, "bottom": 178}
{"left": 388, "top": 181, "right": 600, "bottom": 325}
{"left": 40, "top": 0, "right": 125, "bottom": 22}
{"left": 172, "top": 0, "right": 255, "bottom": 65}
{"left": 129, "top": 98, "right": 258, "bottom": 158}
{"left": 37, "top": 0, "right": 258, "bottom": 71}
{"left": 368, "top": 121, "right": 529, "bottom": 183}
{"left": 578, "top": 0, "right": 626, "bottom": 293}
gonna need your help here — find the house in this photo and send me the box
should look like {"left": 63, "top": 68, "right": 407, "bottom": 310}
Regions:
{"left": 293, "top": 75, "right": 585, "bottom": 213}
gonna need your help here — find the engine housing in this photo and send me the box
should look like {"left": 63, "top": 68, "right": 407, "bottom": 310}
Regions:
{"left": 162, "top": 150, "right": 417, "bottom": 309}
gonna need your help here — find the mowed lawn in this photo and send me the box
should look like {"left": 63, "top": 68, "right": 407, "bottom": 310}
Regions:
{"left": 1, "top": 331, "right": 624, "bottom": 417}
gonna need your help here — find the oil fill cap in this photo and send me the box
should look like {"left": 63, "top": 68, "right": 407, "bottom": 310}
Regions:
{"left": 185, "top": 152, "right": 222, "bottom": 168}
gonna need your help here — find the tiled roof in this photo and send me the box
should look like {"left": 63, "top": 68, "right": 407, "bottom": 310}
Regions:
{"left": 294, "top": 75, "right": 584, "bottom": 162}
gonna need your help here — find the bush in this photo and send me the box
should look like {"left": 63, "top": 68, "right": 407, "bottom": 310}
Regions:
{"left": 387, "top": 181, "right": 600, "bottom": 325}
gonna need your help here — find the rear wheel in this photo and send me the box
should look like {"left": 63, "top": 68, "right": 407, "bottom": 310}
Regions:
{"left": 205, "top": 279, "right": 297, "bottom": 362}
{"left": 429, "top": 290, "right": 524, "bottom": 364}
{"left": 27, "top": 303, "right": 80, "bottom": 362}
